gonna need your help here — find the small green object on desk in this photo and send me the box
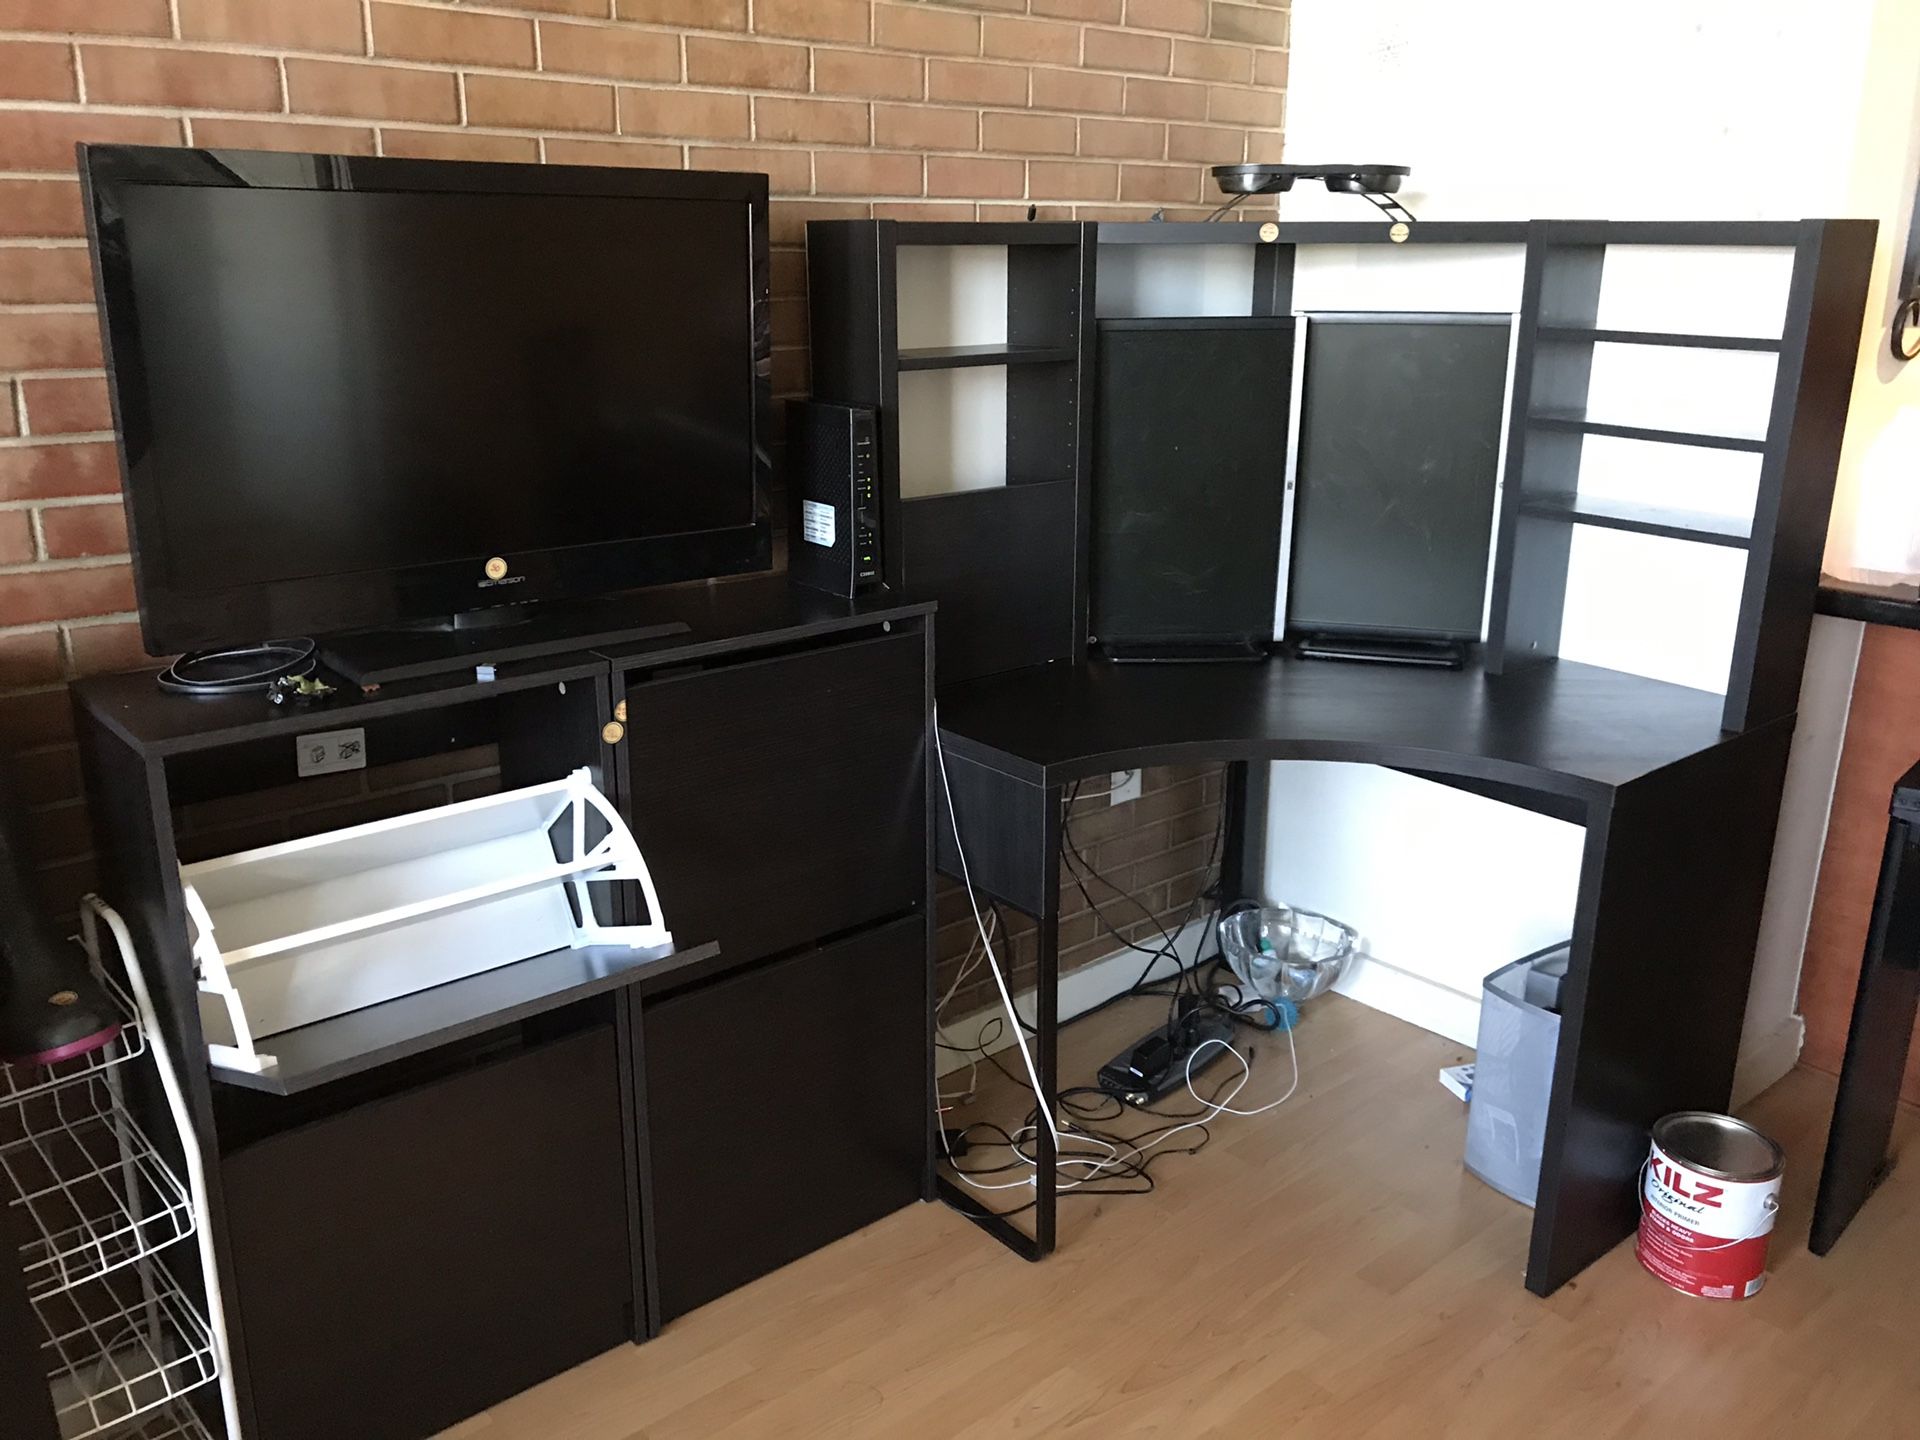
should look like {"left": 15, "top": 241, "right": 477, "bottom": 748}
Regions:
{"left": 269, "top": 673, "right": 338, "bottom": 706}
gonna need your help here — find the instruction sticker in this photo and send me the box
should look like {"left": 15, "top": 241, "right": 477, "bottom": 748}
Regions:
{"left": 297, "top": 728, "right": 367, "bottom": 778}
{"left": 801, "top": 499, "right": 836, "bottom": 548}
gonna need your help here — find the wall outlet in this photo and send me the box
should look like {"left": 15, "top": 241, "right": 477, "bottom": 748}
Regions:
{"left": 296, "top": 727, "right": 367, "bottom": 778}
{"left": 1110, "top": 769, "right": 1141, "bottom": 806}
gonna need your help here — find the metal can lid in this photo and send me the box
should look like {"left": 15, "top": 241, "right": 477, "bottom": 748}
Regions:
{"left": 1651, "top": 1111, "right": 1784, "bottom": 1183}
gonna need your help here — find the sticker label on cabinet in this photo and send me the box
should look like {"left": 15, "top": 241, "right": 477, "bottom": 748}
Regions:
{"left": 802, "top": 499, "right": 836, "bottom": 548}
{"left": 297, "top": 728, "right": 367, "bottom": 777}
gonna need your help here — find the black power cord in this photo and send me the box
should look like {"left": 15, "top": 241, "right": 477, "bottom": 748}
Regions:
{"left": 938, "top": 763, "right": 1280, "bottom": 1216}
{"left": 156, "top": 639, "right": 318, "bottom": 696}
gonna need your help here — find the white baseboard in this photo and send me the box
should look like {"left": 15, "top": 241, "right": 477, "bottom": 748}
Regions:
{"left": 1332, "top": 952, "right": 1807, "bottom": 1105}
{"left": 936, "top": 917, "right": 1215, "bottom": 1080}
{"left": 1733, "top": 1014, "right": 1806, "bottom": 1107}
{"left": 1331, "top": 949, "right": 1482, "bottom": 1048}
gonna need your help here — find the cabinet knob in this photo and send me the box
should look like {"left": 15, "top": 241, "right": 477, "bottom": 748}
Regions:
{"left": 601, "top": 721, "right": 626, "bottom": 745}
{"left": 614, "top": 699, "right": 628, "bottom": 722}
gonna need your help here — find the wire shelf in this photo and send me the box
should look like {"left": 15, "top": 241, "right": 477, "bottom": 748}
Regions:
{"left": 0, "top": 970, "right": 147, "bottom": 1110}
{"left": 38, "top": 1258, "right": 220, "bottom": 1439}
{"left": 1, "top": 1073, "right": 196, "bottom": 1299}
{"left": 103, "top": 1398, "right": 219, "bottom": 1438}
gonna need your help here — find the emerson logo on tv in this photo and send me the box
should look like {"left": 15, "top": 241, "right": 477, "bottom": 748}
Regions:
{"left": 479, "top": 556, "right": 526, "bottom": 590}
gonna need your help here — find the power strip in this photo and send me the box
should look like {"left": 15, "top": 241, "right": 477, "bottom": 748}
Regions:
{"left": 1096, "top": 1003, "right": 1235, "bottom": 1106}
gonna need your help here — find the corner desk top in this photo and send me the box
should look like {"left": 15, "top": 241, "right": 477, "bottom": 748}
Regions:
{"left": 934, "top": 653, "right": 1746, "bottom": 807}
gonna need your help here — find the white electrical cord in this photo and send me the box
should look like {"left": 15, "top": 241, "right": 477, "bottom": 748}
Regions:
{"left": 931, "top": 707, "right": 1065, "bottom": 1151}
{"left": 932, "top": 709, "right": 1306, "bottom": 1193}
{"left": 935, "top": 909, "right": 998, "bottom": 1106}
{"left": 941, "top": 1025, "right": 1302, "bottom": 1193}
{"left": 1184, "top": 1026, "right": 1301, "bottom": 1117}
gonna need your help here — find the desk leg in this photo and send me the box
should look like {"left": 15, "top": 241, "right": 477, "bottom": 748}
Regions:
{"left": 931, "top": 901, "right": 1060, "bottom": 1261}
{"left": 1034, "top": 904, "right": 1059, "bottom": 1257}
{"left": 1527, "top": 720, "right": 1792, "bottom": 1295}
{"left": 931, "top": 769, "right": 1063, "bottom": 1262}
{"left": 1221, "top": 760, "right": 1268, "bottom": 905}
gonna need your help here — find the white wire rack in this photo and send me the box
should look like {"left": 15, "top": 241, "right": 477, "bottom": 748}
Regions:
{"left": 2, "top": 1072, "right": 197, "bottom": 1299}
{"left": 37, "top": 1258, "right": 220, "bottom": 1438}
{"left": 0, "top": 971, "right": 147, "bottom": 1109}
{"left": 115, "top": 1403, "right": 219, "bottom": 1439}
{"left": 0, "top": 901, "right": 234, "bottom": 1439}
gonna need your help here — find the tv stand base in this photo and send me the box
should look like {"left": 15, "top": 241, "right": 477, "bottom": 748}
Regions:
{"left": 321, "top": 602, "right": 691, "bottom": 684}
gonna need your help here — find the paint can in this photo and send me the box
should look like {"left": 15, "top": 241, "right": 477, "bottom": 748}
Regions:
{"left": 1637, "top": 1111, "right": 1784, "bottom": 1300}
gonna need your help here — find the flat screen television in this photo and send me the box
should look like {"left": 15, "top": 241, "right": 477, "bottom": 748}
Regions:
{"left": 81, "top": 145, "right": 772, "bottom": 660}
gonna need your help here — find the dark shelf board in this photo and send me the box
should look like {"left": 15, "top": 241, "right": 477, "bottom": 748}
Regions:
{"left": 1534, "top": 326, "right": 1781, "bottom": 353}
{"left": 1517, "top": 496, "right": 1752, "bottom": 548}
{"left": 1092, "top": 220, "right": 1530, "bottom": 246}
{"left": 211, "top": 939, "right": 719, "bottom": 1095}
{"left": 897, "top": 343, "right": 1075, "bottom": 371}
{"left": 900, "top": 476, "right": 1075, "bottom": 505}
{"left": 889, "top": 220, "right": 1082, "bottom": 247}
{"left": 1817, "top": 575, "right": 1920, "bottom": 629}
{"left": 1536, "top": 220, "right": 1805, "bottom": 247}
{"left": 1528, "top": 411, "right": 1769, "bottom": 453}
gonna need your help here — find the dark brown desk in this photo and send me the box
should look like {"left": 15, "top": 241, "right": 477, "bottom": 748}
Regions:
{"left": 933, "top": 653, "right": 1794, "bottom": 1297}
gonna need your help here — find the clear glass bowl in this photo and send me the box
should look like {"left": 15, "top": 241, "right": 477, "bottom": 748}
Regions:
{"left": 1218, "top": 905, "right": 1356, "bottom": 1003}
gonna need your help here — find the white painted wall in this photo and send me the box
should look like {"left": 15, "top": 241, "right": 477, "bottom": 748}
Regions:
{"left": 1268, "top": 0, "right": 1909, "bottom": 1094}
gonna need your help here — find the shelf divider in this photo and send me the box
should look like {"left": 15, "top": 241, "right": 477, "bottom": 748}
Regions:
{"left": 1534, "top": 326, "right": 1782, "bottom": 352}
{"left": 1516, "top": 495, "right": 1753, "bottom": 549}
{"left": 897, "top": 343, "right": 1075, "bottom": 371}
{"left": 1528, "top": 410, "right": 1770, "bottom": 453}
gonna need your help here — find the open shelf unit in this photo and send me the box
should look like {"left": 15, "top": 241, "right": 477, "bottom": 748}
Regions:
{"left": 809, "top": 220, "right": 1094, "bottom": 685}
{"left": 808, "top": 215, "right": 1872, "bottom": 722}
{"left": 808, "top": 218, "right": 1294, "bottom": 686}
{"left": 1484, "top": 218, "right": 1876, "bottom": 729}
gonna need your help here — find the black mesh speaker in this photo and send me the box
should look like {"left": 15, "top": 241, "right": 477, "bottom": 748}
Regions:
{"left": 1091, "top": 318, "right": 1295, "bottom": 652}
{"left": 785, "top": 400, "right": 881, "bottom": 598}
{"left": 1286, "top": 313, "right": 1510, "bottom": 641}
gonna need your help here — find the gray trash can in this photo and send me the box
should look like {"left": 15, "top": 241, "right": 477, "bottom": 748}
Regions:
{"left": 1464, "top": 942, "right": 1570, "bottom": 1206}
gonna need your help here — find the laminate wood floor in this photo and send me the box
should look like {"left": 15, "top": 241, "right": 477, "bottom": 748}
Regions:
{"left": 441, "top": 993, "right": 1920, "bottom": 1439}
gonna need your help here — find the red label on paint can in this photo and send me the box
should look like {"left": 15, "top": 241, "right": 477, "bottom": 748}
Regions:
{"left": 1637, "top": 1113, "right": 1783, "bottom": 1301}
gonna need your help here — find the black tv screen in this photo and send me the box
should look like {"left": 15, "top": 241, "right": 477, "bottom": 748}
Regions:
{"left": 1286, "top": 313, "right": 1511, "bottom": 641}
{"left": 83, "top": 147, "right": 771, "bottom": 654}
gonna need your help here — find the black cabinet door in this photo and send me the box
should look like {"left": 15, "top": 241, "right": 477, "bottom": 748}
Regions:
{"left": 622, "top": 631, "right": 927, "bottom": 964}
{"left": 223, "top": 1028, "right": 630, "bottom": 1440}
{"left": 644, "top": 915, "right": 927, "bottom": 1322}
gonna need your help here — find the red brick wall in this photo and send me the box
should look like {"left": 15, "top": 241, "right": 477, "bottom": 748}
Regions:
{"left": 0, "top": 0, "right": 1287, "bottom": 917}
{"left": 1802, "top": 624, "right": 1920, "bottom": 1106}
{"left": 936, "top": 764, "right": 1227, "bottom": 1018}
